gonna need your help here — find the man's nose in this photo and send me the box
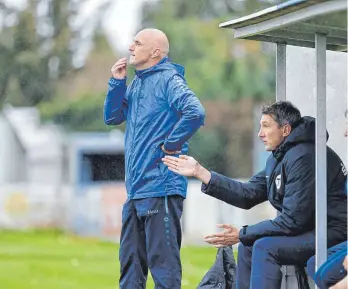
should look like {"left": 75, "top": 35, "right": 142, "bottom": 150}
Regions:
{"left": 258, "top": 129, "right": 263, "bottom": 138}
{"left": 129, "top": 43, "right": 134, "bottom": 52}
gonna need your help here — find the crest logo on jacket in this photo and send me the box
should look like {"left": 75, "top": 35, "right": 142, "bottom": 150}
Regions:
{"left": 275, "top": 174, "right": 282, "bottom": 190}
{"left": 341, "top": 163, "right": 347, "bottom": 176}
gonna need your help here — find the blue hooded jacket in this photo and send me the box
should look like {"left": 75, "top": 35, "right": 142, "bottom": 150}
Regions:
{"left": 104, "top": 57, "right": 205, "bottom": 199}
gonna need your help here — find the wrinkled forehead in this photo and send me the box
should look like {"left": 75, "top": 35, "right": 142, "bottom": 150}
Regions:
{"left": 260, "top": 114, "right": 277, "bottom": 125}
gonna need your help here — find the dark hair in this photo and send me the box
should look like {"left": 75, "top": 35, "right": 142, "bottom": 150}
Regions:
{"left": 261, "top": 101, "right": 301, "bottom": 127}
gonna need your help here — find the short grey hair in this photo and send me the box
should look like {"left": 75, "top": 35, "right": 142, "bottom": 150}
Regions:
{"left": 261, "top": 101, "right": 302, "bottom": 128}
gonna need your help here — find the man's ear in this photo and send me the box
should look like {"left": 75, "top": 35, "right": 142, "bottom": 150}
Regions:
{"left": 283, "top": 124, "right": 292, "bottom": 137}
{"left": 151, "top": 48, "right": 160, "bottom": 58}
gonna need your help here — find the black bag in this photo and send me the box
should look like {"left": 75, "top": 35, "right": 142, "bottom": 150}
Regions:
{"left": 197, "top": 246, "right": 237, "bottom": 289}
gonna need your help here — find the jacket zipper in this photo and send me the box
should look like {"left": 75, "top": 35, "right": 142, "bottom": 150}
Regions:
{"left": 128, "top": 77, "right": 142, "bottom": 197}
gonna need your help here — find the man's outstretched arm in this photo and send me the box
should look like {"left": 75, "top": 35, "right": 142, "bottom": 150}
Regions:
{"left": 163, "top": 155, "right": 268, "bottom": 209}
{"left": 239, "top": 153, "right": 315, "bottom": 246}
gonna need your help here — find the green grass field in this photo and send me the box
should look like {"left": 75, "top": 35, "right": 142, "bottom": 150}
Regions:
{"left": 0, "top": 230, "right": 221, "bottom": 289}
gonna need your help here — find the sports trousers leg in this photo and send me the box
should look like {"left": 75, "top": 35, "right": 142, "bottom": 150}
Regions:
{"left": 119, "top": 195, "right": 184, "bottom": 289}
{"left": 119, "top": 199, "right": 148, "bottom": 289}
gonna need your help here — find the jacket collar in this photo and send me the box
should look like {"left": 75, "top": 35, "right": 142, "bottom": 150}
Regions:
{"left": 135, "top": 57, "right": 169, "bottom": 77}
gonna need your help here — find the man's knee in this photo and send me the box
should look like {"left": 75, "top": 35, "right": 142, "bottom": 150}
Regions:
{"left": 251, "top": 237, "right": 285, "bottom": 264}
{"left": 238, "top": 242, "right": 253, "bottom": 258}
{"left": 238, "top": 242, "right": 246, "bottom": 254}
{"left": 238, "top": 238, "right": 277, "bottom": 256}
{"left": 253, "top": 237, "right": 275, "bottom": 253}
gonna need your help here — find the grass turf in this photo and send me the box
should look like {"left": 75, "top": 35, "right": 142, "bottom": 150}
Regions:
{"left": 0, "top": 230, "right": 222, "bottom": 289}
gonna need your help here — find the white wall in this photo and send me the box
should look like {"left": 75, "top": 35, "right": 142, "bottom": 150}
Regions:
{"left": 0, "top": 181, "right": 277, "bottom": 245}
{"left": 0, "top": 184, "right": 71, "bottom": 229}
{"left": 286, "top": 46, "right": 347, "bottom": 165}
{"left": 0, "top": 114, "right": 27, "bottom": 184}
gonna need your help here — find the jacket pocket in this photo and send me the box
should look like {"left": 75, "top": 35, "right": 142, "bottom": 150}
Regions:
{"left": 151, "top": 145, "right": 166, "bottom": 178}
{"left": 140, "top": 145, "right": 163, "bottom": 182}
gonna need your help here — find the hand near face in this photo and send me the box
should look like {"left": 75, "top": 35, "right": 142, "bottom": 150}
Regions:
{"left": 111, "top": 57, "right": 127, "bottom": 79}
{"left": 204, "top": 224, "right": 240, "bottom": 248}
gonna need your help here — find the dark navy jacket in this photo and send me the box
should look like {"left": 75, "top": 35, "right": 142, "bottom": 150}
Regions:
{"left": 202, "top": 117, "right": 347, "bottom": 246}
{"left": 104, "top": 57, "right": 205, "bottom": 199}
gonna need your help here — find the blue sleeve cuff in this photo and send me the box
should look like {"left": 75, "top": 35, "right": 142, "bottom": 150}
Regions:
{"left": 239, "top": 225, "right": 255, "bottom": 246}
{"left": 108, "top": 77, "right": 126, "bottom": 86}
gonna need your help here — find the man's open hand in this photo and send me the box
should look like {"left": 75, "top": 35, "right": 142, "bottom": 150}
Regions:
{"left": 204, "top": 224, "right": 240, "bottom": 248}
{"left": 162, "top": 154, "right": 200, "bottom": 177}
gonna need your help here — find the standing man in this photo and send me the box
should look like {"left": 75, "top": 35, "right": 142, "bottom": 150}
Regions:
{"left": 104, "top": 28, "right": 205, "bottom": 289}
{"left": 163, "top": 101, "right": 347, "bottom": 289}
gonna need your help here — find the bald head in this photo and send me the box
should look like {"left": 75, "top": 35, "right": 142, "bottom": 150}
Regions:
{"left": 129, "top": 28, "right": 170, "bottom": 70}
{"left": 138, "top": 28, "right": 170, "bottom": 57}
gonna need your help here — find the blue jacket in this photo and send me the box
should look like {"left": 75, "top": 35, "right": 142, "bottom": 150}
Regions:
{"left": 104, "top": 57, "right": 205, "bottom": 199}
{"left": 202, "top": 117, "right": 347, "bottom": 246}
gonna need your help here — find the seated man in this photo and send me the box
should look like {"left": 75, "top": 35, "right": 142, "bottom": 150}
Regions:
{"left": 306, "top": 109, "right": 348, "bottom": 289}
{"left": 162, "top": 101, "right": 347, "bottom": 289}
